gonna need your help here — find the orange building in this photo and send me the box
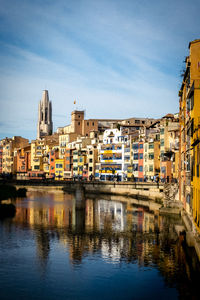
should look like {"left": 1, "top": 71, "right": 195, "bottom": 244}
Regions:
{"left": 16, "top": 145, "right": 31, "bottom": 175}
{"left": 49, "top": 149, "right": 59, "bottom": 179}
{"left": 64, "top": 148, "right": 74, "bottom": 179}
{"left": 179, "top": 39, "right": 200, "bottom": 224}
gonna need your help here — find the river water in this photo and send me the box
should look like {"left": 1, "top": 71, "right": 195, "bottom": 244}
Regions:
{"left": 0, "top": 187, "right": 200, "bottom": 300}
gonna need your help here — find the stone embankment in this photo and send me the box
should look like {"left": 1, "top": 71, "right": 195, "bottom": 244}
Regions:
{"left": 63, "top": 181, "right": 164, "bottom": 201}
{"left": 161, "top": 182, "right": 200, "bottom": 262}
{"left": 2, "top": 179, "right": 164, "bottom": 202}
{"left": 181, "top": 210, "right": 200, "bottom": 262}
{"left": 160, "top": 183, "right": 182, "bottom": 215}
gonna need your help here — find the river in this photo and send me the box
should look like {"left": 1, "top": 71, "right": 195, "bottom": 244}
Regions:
{"left": 0, "top": 187, "right": 199, "bottom": 300}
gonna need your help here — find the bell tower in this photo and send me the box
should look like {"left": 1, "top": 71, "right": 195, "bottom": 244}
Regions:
{"left": 37, "top": 90, "right": 53, "bottom": 139}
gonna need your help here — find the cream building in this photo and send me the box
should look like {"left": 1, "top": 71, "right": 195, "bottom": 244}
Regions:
{"left": 37, "top": 90, "right": 53, "bottom": 139}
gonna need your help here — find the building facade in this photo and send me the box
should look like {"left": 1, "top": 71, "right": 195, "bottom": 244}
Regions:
{"left": 179, "top": 39, "right": 200, "bottom": 230}
{"left": 37, "top": 90, "right": 53, "bottom": 139}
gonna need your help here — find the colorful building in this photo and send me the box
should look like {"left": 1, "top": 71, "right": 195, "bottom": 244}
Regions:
{"left": 99, "top": 129, "right": 128, "bottom": 181}
{"left": 55, "top": 158, "right": 64, "bottom": 180}
{"left": 16, "top": 145, "right": 31, "bottom": 179}
{"left": 49, "top": 149, "right": 59, "bottom": 178}
{"left": 179, "top": 39, "right": 200, "bottom": 230}
{"left": 1, "top": 136, "right": 29, "bottom": 175}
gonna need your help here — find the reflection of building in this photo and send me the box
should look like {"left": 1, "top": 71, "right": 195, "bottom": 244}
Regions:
{"left": 12, "top": 188, "right": 192, "bottom": 284}
{"left": 15, "top": 191, "right": 73, "bottom": 228}
{"left": 126, "top": 205, "right": 155, "bottom": 233}
{"left": 97, "top": 199, "right": 125, "bottom": 231}
{"left": 85, "top": 199, "right": 94, "bottom": 228}
{"left": 101, "top": 237, "right": 124, "bottom": 263}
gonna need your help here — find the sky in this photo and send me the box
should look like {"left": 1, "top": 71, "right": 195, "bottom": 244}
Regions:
{"left": 0, "top": 0, "right": 200, "bottom": 141}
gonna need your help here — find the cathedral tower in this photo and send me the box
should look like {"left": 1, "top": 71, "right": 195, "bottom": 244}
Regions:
{"left": 37, "top": 90, "right": 53, "bottom": 139}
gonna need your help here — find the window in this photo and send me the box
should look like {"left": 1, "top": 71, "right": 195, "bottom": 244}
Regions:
{"left": 132, "top": 143, "right": 138, "bottom": 150}
{"left": 56, "top": 164, "right": 63, "bottom": 168}
{"left": 133, "top": 153, "right": 138, "bottom": 160}
{"left": 89, "top": 151, "right": 93, "bottom": 155}
{"left": 133, "top": 164, "right": 138, "bottom": 171}
{"left": 149, "top": 143, "right": 154, "bottom": 149}
{"left": 139, "top": 166, "right": 143, "bottom": 172}
{"left": 160, "top": 128, "right": 164, "bottom": 134}
{"left": 161, "top": 166, "right": 166, "bottom": 174}
{"left": 139, "top": 153, "right": 143, "bottom": 159}
{"left": 89, "top": 158, "right": 93, "bottom": 163}
{"left": 149, "top": 154, "right": 154, "bottom": 160}
{"left": 89, "top": 167, "right": 92, "bottom": 171}
{"left": 139, "top": 144, "right": 143, "bottom": 149}
{"left": 34, "top": 166, "right": 39, "bottom": 170}
{"left": 160, "top": 139, "right": 164, "bottom": 146}
{"left": 191, "top": 94, "right": 194, "bottom": 110}
{"left": 92, "top": 122, "right": 94, "bottom": 126}
{"left": 78, "top": 122, "right": 80, "bottom": 125}
{"left": 87, "top": 122, "right": 89, "bottom": 126}
{"left": 149, "top": 165, "right": 153, "bottom": 172}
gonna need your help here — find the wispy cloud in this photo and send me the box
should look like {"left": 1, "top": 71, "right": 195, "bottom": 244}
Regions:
{"left": 0, "top": 0, "right": 200, "bottom": 140}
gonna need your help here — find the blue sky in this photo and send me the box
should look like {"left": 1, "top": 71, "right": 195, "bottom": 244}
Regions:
{"left": 0, "top": 0, "right": 200, "bottom": 141}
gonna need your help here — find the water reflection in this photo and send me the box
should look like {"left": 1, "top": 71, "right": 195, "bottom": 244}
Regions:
{"left": 2, "top": 188, "right": 200, "bottom": 299}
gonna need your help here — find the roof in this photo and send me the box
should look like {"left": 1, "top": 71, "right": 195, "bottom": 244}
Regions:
{"left": 189, "top": 39, "right": 200, "bottom": 48}
{"left": 162, "top": 113, "right": 174, "bottom": 119}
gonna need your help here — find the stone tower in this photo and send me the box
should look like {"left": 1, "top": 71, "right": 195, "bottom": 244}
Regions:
{"left": 37, "top": 90, "right": 53, "bottom": 139}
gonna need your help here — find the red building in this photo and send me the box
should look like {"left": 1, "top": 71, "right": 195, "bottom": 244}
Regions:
{"left": 49, "top": 149, "right": 59, "bottom": 178}
{"left": 138, "top": 142, "right": 144, "bottom": 181}
{"left": 64, "top": 148, "right": 74, "bottom": 179}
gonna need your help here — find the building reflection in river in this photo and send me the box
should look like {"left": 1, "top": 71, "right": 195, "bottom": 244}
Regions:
{"left": 11, "top": 189, "right": 200, "bottom": 297}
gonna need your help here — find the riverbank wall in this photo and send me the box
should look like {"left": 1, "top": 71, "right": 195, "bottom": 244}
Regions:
{"left": 2, "top": 179, "right": 164, "bottom": 201}
{"left": 180, "top": 210, "right": 200, "bottom": 262}
{"left": 65, "top": 181, "right": 164, "bottom": 201}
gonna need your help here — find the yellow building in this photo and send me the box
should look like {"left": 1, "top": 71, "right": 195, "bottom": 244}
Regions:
{"left": 59, "top": 133, "right": 78, "bottom": 159}
{"left": 55, "top": 158, "right": 64, "bottom": 180}
{"left": 179, "top": 39, "right": 200, "bottom": 229}
{"left": 87, "top": 146, "right": 98, "bottom": 178}
{"left": 189, "top": 40, "right": 200, "bottom": 230}
{"left": 1, "top": 136, "right": 29, "bottom": 174}
{"left": 31, "top": 139, "right": 45, "bottom": 172}
{"left": 77, "top": 149, "right": 87, "bottom": 178}
{"left": 31, "top": 134, "right": 59, "bottom": 176}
